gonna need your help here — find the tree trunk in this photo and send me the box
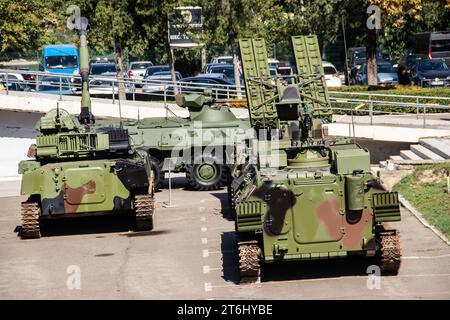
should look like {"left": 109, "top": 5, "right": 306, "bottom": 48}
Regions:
{"left": 168, "top": 46, "right": 178, "bottom": 95}
{"left": 230, "top": 34, "right": 241, "bottom": 99}
{"left": 366, "top": 27, "right": 378, "bottom": 86}
{"left": 114, "top": 33, "right": 127, "bottom": 101}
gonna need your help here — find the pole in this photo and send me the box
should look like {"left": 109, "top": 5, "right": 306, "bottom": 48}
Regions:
{"left": 342, "top": 16, "right": 350, "bottom": 86}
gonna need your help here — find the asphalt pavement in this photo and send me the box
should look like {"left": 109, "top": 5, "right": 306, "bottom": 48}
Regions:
{"left": 0, "top": 176, "right": 449, "bottom": 299}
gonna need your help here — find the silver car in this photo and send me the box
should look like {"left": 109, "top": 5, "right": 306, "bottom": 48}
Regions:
{"left": 358, "top": 62, "right": 398, "bottom": 85}
{"left": 127, "top": 61, "right": 153, "bottom": 80}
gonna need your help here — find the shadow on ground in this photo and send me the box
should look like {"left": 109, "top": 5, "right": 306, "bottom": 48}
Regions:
{"left": 15, "top": 214, "right": 165, "bottom": 238}
{"left": 220, "top": 230, "right": 388, "bottom": 284}
{"left": 210, "top": 192, "right": 233, "bottom": 221}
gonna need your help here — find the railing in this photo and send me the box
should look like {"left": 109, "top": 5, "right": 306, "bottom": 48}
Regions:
{"left": 0, "top": 68, "right": 244, "bottom": 102}
{"left": 1, "top": 68, "right": 450, "bottom": 129}
{"left": 329, "top": 90, "right": 450, "bottom": 128}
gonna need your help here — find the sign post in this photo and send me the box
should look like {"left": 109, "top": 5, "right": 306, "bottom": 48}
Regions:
{"left": 167, "top": 6, "right": 204, "bottom": 87}
{"left": 162, "top": 158, "right": 178, "bottom": 208}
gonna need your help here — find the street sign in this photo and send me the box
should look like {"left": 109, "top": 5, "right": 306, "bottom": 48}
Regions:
{"left": 168, "top": 6, "right": 203, "bottom": 48}
{"left": 162, "top": 157, "right": 177, "bottom": 171}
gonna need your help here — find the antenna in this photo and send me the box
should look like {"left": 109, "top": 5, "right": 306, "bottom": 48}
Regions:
{"left": 56, "top": 102, "right": 60, "bottom": 125}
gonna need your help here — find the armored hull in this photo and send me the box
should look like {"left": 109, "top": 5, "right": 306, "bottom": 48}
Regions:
{"left": 231, "top": 142, "right": 401, "bottom": 281}
{"left": 116, "top": 94, "right": 251, "bottom": 191}
{"left": 17, "top": 16, "right": 155, "bottom": 239}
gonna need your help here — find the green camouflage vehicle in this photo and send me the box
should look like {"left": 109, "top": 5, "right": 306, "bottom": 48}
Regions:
{"left": 229, "top": 36, "right": 401, "bottom": 282}
{"left": 116, "top": 92, "right": 251, "bottom": 191}
{"left": 18, "top": 18, "right": 154, "bottom": 239}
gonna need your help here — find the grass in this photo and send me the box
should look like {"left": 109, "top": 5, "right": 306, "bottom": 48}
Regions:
{"left": 393, "top": 163, "right": 450, "bottom": 239}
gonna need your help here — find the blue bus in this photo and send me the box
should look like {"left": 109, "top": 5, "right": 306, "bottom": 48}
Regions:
{"left": 41, "top": 44, "right": 79, "bottom": 76}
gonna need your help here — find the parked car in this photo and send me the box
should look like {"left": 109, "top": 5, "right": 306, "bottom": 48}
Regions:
{"left": 0, "top": 73, "right": 29, "bottom": 91}
{"left": 204, "top": 63, "right": 242, "bottom": 84}
{"left": 35, "top": 76, "right": 75, "bottom": 95}
{"left": 268, "top": 58, "right": 281, "bottom": 69}
{"left": 90, "top": 62, "right": 117, "bottom": 76}
{"left": 411, "top": 59, "right": 450, "bottom": 87}
{"left": 322, "top": 61, "right": 342, "bottom": 87}
{"left": 410, "top": 31, "right": 450, "bottom": 66}
{"left": 142, "top": 71, "right": 182, "bottom": 93}
{"left": 144, "top": 65, "right": 170, "bottom": 79}
{"left": 174, "top": 76, "right": 235, "bottom": 98}
{"left": 404, "top": 54, "right": 429, "bottom": 71}
{"left": 202, "top": 63, "right": 226, "bottom": 74}
{"left": 195, "top": 73, "right": 230, "bottom": 81}
{"left": 210, "top": 56, "right": 233, "bottom": 64}
{"left": 127, "top": 61, "right": 153, "bottom": 80}
{"left": 358, "top": 62, "right": 398, "bottom": 85}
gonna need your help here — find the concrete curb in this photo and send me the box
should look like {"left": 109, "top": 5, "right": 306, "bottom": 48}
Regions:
{"left": 398, "top": 194, "right": 450, "bottom": 246}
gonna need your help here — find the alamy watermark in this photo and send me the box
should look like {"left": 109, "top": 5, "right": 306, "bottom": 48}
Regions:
{"left": 66, "top": 265, "right": 81, "bottom": 290}
{"left": 366, "top": 5, "right": 381, "bottom": 30}
{"left": 366, "top": 265, "right": 381, "bottom": 290}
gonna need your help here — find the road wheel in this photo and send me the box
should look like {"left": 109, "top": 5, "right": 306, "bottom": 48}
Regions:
{"left": 186, "top": 155, "right": 225, "bottom": 191}
{"left": 149, "top": 156, "right": 164, "bottom": 191}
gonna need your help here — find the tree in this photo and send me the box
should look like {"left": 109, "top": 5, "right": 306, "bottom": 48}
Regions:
{"left": 201, "top": 0, "right": 285, "bottom": 93}
{"left": 0, "top": 0, "right": 61, "bottom": 57}
{"left": 371, "top": 0, "right": 450, "bottom": 58}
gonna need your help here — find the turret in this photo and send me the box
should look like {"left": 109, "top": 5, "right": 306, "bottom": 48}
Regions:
{"left": 76, "top": 17, "right": 95, "bottom": 125}
{"left": 174, "top": 91, "right": 239, "bottom": 123}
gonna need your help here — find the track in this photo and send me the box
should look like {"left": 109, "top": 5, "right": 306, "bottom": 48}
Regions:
{"left": 238, "top": 240, "right": 260, "bottom": 283}
{"left": 379, "top": 229, "right": 401, "bottom": 274}
{"left": 20, "top": 201, "right": 40, "bottom": 239}
{"left": 134, "top": 194, "right": 155, "bottom": 231}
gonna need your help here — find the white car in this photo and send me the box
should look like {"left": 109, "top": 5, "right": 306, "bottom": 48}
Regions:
{"left": 323, "top": 61, "right": 343, "bottom": 87}
{"left": 210, "top": 56, "right": 233, "bottom": 64}
{"left": 127, "top": 61, "right": 153, "bottom": 80}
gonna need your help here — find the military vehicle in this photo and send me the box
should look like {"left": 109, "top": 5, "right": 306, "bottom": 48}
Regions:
{"left": 116, "top": 92, "right": 251, "bottom": 191}
{"left": 18, "top": 17, "right": 154, "bottom": 239}
{"left": 229, "top": 36, "right": 401, "bottom": 282}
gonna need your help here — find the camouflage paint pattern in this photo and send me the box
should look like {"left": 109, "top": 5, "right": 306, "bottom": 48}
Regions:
{"left": 19, "top": 159, "right": 147, "bottom": 216}
{"left": 234, "top": 147, "right": 400, "bottom": 263}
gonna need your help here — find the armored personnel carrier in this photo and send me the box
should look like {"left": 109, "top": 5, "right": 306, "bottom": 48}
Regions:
{"left": 18, "top": 18, "right": 154, "bottom": 239}
{"left": 117, "top": 92, "right": 251, "bottom": 191}
{"left": 229, "top": 36, "right": 401, "bottom": 282}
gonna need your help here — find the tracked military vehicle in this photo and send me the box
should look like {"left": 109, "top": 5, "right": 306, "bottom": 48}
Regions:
{"left": 116, "top": 92, "right": 251, "bottom": 191}
{"left": 229, "top": 36, "right": 401, "bottom": 282}
{"left": 18, "top": 17, "right": 154, "bottom": 239}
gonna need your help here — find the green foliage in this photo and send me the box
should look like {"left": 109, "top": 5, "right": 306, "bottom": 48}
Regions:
{"left": 394, "top": 164, "right": 450, "bottom": 238}
{"left": 0, "top": 0, "right": 64, "bottom": 57}
{"left": 1, "top": 0, "right": 450, "bottom": 68}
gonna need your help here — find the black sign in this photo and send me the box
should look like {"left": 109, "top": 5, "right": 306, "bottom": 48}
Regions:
{"left": 168, "top": 6, "right": 203, "bottom": 47}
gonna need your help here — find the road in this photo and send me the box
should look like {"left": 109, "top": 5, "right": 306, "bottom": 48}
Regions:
{"left": 0, "top": 176, "right": 449, "bottom": 299}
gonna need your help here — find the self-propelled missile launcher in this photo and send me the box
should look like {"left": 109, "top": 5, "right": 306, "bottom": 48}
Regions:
{"left": 229, "top": 36, "right": 401, "bottom": 282}
{"left": 18, "top": 17, "right": 154, "bottom": 239}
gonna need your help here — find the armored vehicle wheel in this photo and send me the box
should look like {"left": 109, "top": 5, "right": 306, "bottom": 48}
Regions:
{"left": 149, "top": 156, "right": 164, "bottom": 191}
{"left": 186, "top": 155, "right": 226, "bottom": 191}
{"left": 134, "top": 194, "right": 155, "bottom": 231}
{"left": 238, "top": 240, "right": 261, "bottom": 283}
{"left": 21, "top": 202, "right": 41, "bottom": 239}
{"left": 378, "top": 229, "right": 401, "bottom": 274}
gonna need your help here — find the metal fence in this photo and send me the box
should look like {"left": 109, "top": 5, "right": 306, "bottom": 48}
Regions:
{"left": 1, "top": 68, "right": 449, "bottom": 129}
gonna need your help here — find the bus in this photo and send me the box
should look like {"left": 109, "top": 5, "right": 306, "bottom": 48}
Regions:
{"left": 40, "top": 44, "right": 79, "bottom": 76}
